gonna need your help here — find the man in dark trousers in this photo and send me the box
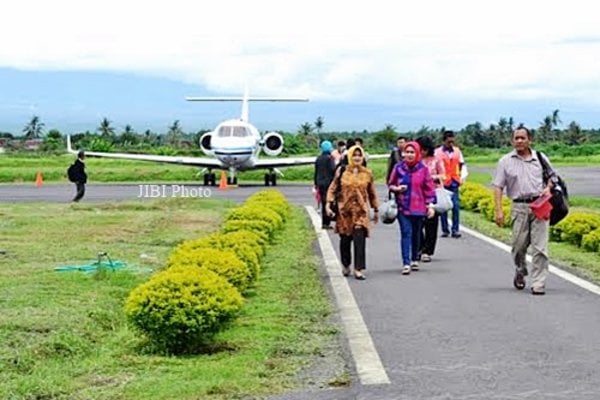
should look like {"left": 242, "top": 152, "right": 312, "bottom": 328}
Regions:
{"left": 386, "top": 135, "right": 407, "bottom": 183}
{"left": 70, "top": 150, "right": 87, "bottom": 202}
{"left": 314, "top": 140, "right": 336, "bottom": 229}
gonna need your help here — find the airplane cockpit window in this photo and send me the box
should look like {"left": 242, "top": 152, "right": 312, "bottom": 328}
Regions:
{"left": 218, "top": 126, "right": 231, "bottom": 137}
{"left": 232, "top": 126, "right": 248, "bottom": 137}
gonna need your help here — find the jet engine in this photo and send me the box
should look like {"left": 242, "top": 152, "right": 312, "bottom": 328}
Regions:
{"left": 199, "top": 132, "right": 214, "bottom": 156}
{"left": 262, "top": 132, "right": 284, "bottom": 156}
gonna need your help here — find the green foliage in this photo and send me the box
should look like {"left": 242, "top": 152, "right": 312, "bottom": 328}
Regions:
{"left": 222, "top": 219, "right": 275, "bottom": 240}
{"left": 551, "top": 213, "right": 600, "bottom": 246}
{"left": 124, "top": 268, "right": 243, "bottom": 353}
{"left": 582, "top": 229, "right": 600, "bottom": 252}
{"left": 167, "top": 248, "right": 252, "bottom": 292}
{"left": 225, "top": 204, "right": 284, "bottom": 231}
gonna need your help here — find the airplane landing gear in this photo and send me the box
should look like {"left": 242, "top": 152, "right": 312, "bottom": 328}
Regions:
{"left": 227, "top": 177, "right": 238, "bottom": 185}
{"left": 203, "top": 172, "right": 216, "bottom": 186}
{"left": 264, "top": 172, "right": 277, "bottom": 186}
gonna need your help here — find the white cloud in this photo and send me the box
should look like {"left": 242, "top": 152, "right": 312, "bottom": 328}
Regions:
{"left": 2, "top": 0, "right": 600, "bottom": 106}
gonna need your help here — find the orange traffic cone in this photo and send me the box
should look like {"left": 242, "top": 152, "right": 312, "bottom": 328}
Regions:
{"left": 218, "top": 171, "right": 228, "bottom": 190}
{"left": 35, "top": 171, "right": 43, "bottom": 187}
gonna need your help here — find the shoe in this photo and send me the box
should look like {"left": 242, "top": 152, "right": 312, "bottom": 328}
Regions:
{"left": 451, "top": 232, "right": 462, "bottom": 238}
{"left": 410, "top": 262, "right": 419, "bottom": 271}
{"left": 531, "top": 287, "right": 545, "bottom": 295}
{"left": 342, "top": 267, "right": 351, "bottom": 277}
{"left": 513, "top": 271, "right": 526, "bottom": 290}
{"left": 402, "top": 265, "right": 411, "bottom": 275}
{"left": 421, "top": 254, "right": 431, "bottom": 263}
{"left": 354, "top": 271, "right": 366, "bottom": 280}
{"left": 322, "top": 225, "right": 332, "bottom": 230}
{"left": 441, "top": 232, "right": 449, "bottom": 238}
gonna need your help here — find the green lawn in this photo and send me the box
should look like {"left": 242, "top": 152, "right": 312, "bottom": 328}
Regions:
{"left": 0, "top": 199, "right": 346, "bottom": 399}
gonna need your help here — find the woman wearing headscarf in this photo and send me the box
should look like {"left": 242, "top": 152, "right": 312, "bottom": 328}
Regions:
{"left": 388, "top": 141, "right": 436, "bottom": 275}
{"left": 325, "top": 146, "right": 379, "bottom": 280}
{"left": 416, "top": 136, "right": 446, "bottom": 262}
{"left": 314, "top": 140, "right": 336, "bottom": 229}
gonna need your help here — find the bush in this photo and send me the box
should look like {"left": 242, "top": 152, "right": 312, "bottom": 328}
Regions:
{"left": 167, "top": 248, "right": 252, "bottom": 292}
{"left": 222, "top": 219, "right": 275, "bottom": 241}
{"left": 124, "top": 268, "right": 243, "bottom": 353}
{"left": 246, "top": 190, "right": 291, "bottom": 221}
{"left": 225, "top": 204, "right": 284, "bottom": 231}
{"left": 171, "top": 232, "right": 262, "bottom": 281}
{"left": 551, "top": 213, "right": 600, "bottom": 246}
{"left": 582, "top": 229, "right": 600, "bottom": 252}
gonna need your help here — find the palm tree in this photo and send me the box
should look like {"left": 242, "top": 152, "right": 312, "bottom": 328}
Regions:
{"left": 314, "top": 116, "right": 324, "bottom": 134}
{"left": 22, "top": 115, "right": 45, "bottom": 139}
{"left": 166, "top": 120, "right": 184, "bottom": 146}
{"left": 299, "top": 122, "right": 313, "bottom": 135}
{"left": 98, "top": 117, "right": 115, "bottom": 139}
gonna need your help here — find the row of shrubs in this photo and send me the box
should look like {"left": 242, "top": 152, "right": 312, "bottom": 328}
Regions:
{"left": 459, "top": 182, "right": 600, "bottom": 254}
{"left": 124, "top": 190, "right": 291, "bottom": 353}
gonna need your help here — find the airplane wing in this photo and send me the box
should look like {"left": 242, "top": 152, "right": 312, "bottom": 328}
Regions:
{"left": 253, "top": 156, "right": 317, "bottom": 169}
{"left": 252, "top": 153, "right": 390, "bottom": 169}
{"left": 66, "top": 135, "right": 222, "bottom": 169}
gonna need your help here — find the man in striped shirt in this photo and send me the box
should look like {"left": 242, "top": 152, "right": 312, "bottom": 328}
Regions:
{"left": 493, "top": 126, "right": 554, "bottom": 295}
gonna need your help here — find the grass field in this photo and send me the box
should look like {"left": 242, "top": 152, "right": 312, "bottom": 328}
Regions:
{"left": 1, "top": 152, "right": 600, "bottom": 184}
{"left": 0, "top": 199, "right": 345, "bottom": 399}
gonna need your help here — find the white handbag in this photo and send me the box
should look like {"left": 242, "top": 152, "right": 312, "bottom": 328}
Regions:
{"left": 380, "top": 192, "right": 398, "bottom": 224}
{"left": 433, "top": 187, "right": 453, "bottom": 213}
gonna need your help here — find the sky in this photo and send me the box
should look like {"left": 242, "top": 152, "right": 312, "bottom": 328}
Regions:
{"left": 1, "top": 0, "right": 600, "bottom": 135}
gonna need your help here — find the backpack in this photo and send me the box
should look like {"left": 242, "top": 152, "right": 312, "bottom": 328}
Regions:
{"left": 67, "top": 163, "right": 77, "bottom": 183}
{"left": 537, "top": 151, "right": 569, "bottom": 225}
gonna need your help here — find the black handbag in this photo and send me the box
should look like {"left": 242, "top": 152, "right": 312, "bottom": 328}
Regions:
{"left": 330, "top": 165, "right": 346, "bottom": 218}
{"left": 537, "top": 151, "right": 569, "bottom": 226}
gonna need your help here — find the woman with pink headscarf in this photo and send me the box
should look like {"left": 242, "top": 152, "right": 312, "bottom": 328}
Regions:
{"left": 388, "top": 141, "right": 436, "bottom": 275}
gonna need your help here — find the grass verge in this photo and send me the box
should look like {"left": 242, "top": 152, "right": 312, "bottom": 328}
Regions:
{"left": 0, "top": 200, "right": 345, "bottom": 399}
{"left": 461, "top": 210, "right": 600, "bottom": 283}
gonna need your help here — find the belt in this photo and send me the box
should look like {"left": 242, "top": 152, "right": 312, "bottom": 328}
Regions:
{"left": 513, "top": 196, "right": 540, "bottom": 203}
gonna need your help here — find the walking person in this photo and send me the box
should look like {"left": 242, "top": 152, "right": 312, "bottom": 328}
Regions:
{"left": 435, "top": 130, "right": 467, "bottom": 238}
{"left": 388, "top": 142, "right": 436, "bottom": 275}
{"left": 314, "top": 140, "right": 336, "bottom": 229}
{"left": 493, "top": 126, "right": 554, "bottom": 295}
{"left": 386, "top": 136, "right": 407, "bottom": 183}
{"left": 68, "top": 150, "right": 87, "bottom": 202}
{"left": 416, "top": 136, "right": 446, "bottom": 262}
{"left": 326, "top": 145, "right": 379, "bottom": 280}
{"left": 331, "top": 140, "right": 346, "bottom": 166}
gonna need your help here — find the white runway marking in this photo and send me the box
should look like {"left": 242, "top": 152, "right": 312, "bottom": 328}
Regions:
{"left": 461, "top": 225, "right": 600, "bottom": 296}
{"left": 305, "top": 206, "right": 390, "bottom": 386}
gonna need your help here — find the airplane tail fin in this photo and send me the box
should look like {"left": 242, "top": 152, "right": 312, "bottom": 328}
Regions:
{"left": 66, "top": 134, "right": 74, "bottom": 154}
{"left": 186, "top": 90, "right": 308, "bottom": 123}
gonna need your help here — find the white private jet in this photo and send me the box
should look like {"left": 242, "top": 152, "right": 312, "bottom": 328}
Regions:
{"left": 66, "top": 90, "right": 319, "bottom": 186}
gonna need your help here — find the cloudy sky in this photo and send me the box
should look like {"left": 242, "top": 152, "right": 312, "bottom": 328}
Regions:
{"left": 1, "top": 0, "right": 599, "bottom": 134}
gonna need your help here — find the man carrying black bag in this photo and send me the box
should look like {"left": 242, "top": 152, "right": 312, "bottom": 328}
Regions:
{"left": 493, "top": 126, "right": 557, "bottom": 296}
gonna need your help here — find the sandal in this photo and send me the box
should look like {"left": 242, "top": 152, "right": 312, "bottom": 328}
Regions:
{"left": 354, "top": 271, "right": 366, "bottom": 280}
{"left": 513, "top": 271, "right": 525, "bottom": 290}
{"left": 342, "top": 267, "right": 351, "bottom": 277}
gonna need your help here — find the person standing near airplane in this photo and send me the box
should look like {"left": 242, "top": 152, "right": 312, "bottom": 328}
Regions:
{"left": 314, "top": 141, "right": 336, "bottom": 229}
{"left": 69, "top": 150, "right": 87, "bottom": 202}
{"left": 435, "top": 130, "right": 467, "bottom": 238}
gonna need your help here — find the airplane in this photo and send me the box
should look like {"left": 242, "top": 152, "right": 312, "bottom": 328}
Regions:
{"left": 67, "top": 89, "right": 321, "bottom": 186}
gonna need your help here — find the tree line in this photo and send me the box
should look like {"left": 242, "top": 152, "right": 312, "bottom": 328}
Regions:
{"left": 2, "top": 110, "right": 600, "bottom": 155}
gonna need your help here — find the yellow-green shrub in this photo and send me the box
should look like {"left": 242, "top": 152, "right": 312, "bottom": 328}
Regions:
{"left": 582, "top": 229, "right": 600, "bottom": 252}
{"left": 167, "top": 248, "right": 251, "bottom": 292}
{"left": 170, "top": 233, "right": 261, "bottom": 282}
{"left": 552, "top": 213, "right": 600, "bottom": 246}
{"left": 460, "top": 183, "right": 491, "bottom": 211}
{"left": 246, "top": 190, "right": 290, "bottom": 221}
{"left": 226, "top": 204, "right": 283, "bottom": 231}
{"left": 124, "top": 268, "right": 243, "bottom": 353}
{"left": 478, "top": 195, "right": 511, "bottom": 226}
{"left": 222, "top": 219, "right": 275, "bottom": 241}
